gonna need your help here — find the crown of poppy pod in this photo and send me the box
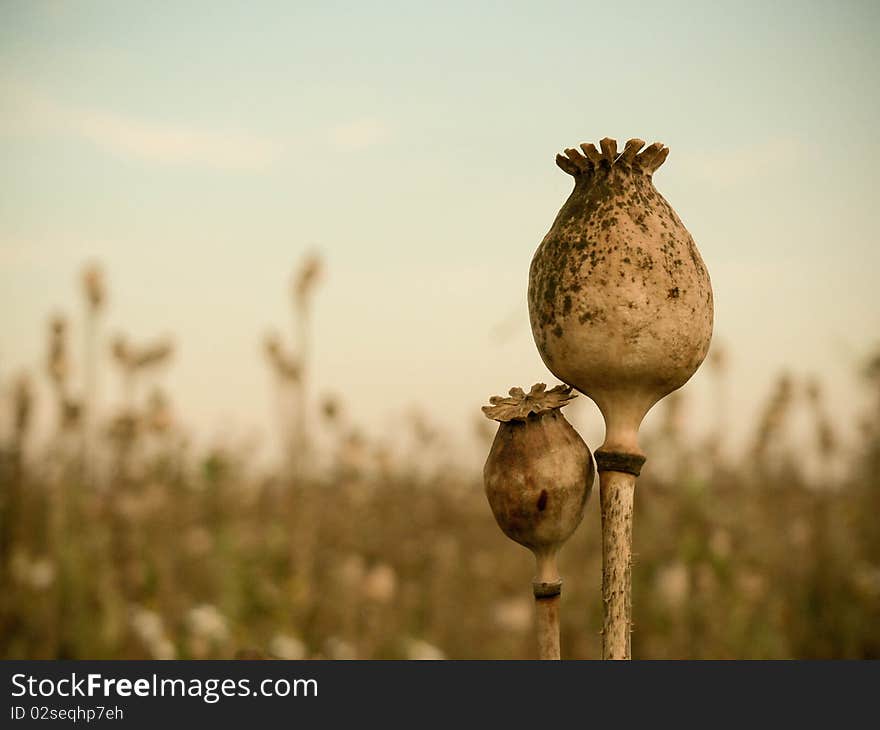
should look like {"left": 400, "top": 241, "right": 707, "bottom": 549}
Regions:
{"left": 482, "top": 383, "right": 577, "bottom": 422}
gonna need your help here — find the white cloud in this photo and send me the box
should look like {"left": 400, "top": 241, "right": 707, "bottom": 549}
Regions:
{"left": 0, "top": 79, "right": 281, "bottom": 170}
{"left": 327, "top": 117, "right": 389, "bottom": 150}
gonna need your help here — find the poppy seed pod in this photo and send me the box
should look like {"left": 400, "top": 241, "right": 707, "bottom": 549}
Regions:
{"left": 483, "top": 384, "right": 594, "bottom": 557}
{"left": 528, "top": 137, "right": 713, "bottom": 659}
{"left": 482, "top": 383, "right": 594, "bottom": 660}
{"left": 529, "top": 138, "right": 713, "bottom": 457}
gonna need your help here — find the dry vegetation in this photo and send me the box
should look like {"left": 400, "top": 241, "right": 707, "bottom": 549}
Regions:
{"left": 0, "top": 262, "right": 878, "bottom": 659}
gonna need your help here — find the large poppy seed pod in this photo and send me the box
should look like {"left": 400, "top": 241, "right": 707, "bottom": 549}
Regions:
{"left": 528, "top": 138, "right": 713, "bottom": 457}
{"left": 482, "top": 383, "right": 594, "bottom": 660}
{"left": 483, "top": 384, "right": 594, "bottom": 560}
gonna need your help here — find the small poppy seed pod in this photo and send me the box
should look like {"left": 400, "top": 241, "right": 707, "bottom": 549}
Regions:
{"left": 482, "top": 383, "right": 594, "bottom": 659}
{"left": 483, "top": 384, "right": 593, "bottom": 555}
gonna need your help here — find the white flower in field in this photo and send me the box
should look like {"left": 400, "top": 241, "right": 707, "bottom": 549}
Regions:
{"left": 493, "top": 596, "right": 532, "bottom": 633}
{"left": 130, "top": 606, "right": 176, "bottom": 659}
{"left": 10, "top": 551, "right": 55, "bottom": 590}
{"left": 269, "top": 634, "right": 306, "bottom": 660}
{"left": 324, "top": 637, "right": 356, "bottom": 660}
{"left": 152, "top": 637, "right": 177, "bottom": 660}
{"left": 404, "top": 638, "right": 445, "bottom": 661}
{"left": 655, "top": 561, "right": 690, "bottom": 609}
{"left": 361, "top": 563, "right": 397, "bottom": 604}
{"left": 130, "top": 607, "right": 164, "bottom": 644}
{"left": 28, "top": 558, "right": 56, "bottom": 590}
{"left": 187, "top": 604, "right": 229, "bottom": 644}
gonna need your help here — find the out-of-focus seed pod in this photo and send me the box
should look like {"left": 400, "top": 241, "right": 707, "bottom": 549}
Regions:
{"left": 81, "top": 263, "right": 106, "bottom": 479}
{"left": 111, "top": 335, "right": 132, "bottom": 369}
{"left": 483, "top": 383, "right": 594, "bottom": 659}
{"left": 12, "top": 374, "right": 32, "bottom": 444}
{"left": 292, "top": 252, "right": 323, "bottom": 310}
{"left": 147, "top": 389, "right": 173, "bottom": 434}
{"left": 61, "top": 398, "right": 82, "bottom": 431}
{"left": 107, "top": 411, "right": 139, "bottom": 447}
{"left": 81, "top": 263, "right": 105, "bottom": 312}
{"left": 133, "top": 338, "right": 174, "bottom": 370}
{"left": 47, "top": 315, "right": 69, "bottom": 388}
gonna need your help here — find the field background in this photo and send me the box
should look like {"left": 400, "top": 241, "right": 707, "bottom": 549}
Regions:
{"left": 1, "top": 260, "right": 878, "bottom": 659}
{"left": 1, "top": 2, "right": 879, "bottom": 659}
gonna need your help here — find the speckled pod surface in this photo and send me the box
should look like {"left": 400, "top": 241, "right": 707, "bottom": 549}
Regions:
{"left": 529, "top": 138, "right": 713, "bottom": 455}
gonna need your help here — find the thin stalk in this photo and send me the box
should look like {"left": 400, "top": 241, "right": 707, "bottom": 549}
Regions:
{"left": 271, "top": 374, "right": 290, "bottom": 475}
{"left": 534, "top": 552, "right": 562, "bottom": 660}
{"left": 599, "top": 469, "right": 636, "bottom": 659}
{"left": 83, "top": 307, "right": 97, "bottom": 480}
{"left": 535, "top": 596, "right": 561, "bottom": 660}
{"left": 294, "top": 302, "right": 309, "bottom": 475}
{"left": 123, "top": 367, "right": 135, "bottom": 414}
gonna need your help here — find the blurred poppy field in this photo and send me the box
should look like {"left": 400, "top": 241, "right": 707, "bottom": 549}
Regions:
{"left": 1, "top": 260, "right": 878, "bottom": 660}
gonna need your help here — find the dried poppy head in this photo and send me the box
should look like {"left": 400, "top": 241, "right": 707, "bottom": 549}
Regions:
{"left": 482, "top": 383, "right": 595, "bottom": 661}
{"left": 529, "top": 138, "right": 713, "bottom": 457}
{"left": 483, "top": 384, "right": 593, "bottom": 560}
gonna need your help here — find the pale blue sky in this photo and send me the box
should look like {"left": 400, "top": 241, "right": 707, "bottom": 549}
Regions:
{"left": 1, "top": 1, "right": 878, "bottom": 462}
